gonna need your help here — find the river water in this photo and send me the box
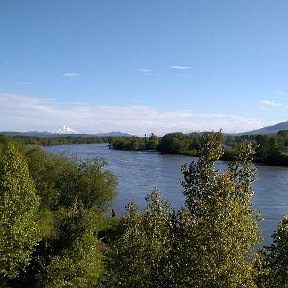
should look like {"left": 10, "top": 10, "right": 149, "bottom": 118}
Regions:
{"left": 44, "top": 143, "right": 288, "bottom": 246}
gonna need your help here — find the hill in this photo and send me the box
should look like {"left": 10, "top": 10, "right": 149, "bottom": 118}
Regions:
{"left": 240, "top": 121, "right": 288, "bottom": 135}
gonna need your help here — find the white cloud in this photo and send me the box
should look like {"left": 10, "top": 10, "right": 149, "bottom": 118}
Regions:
{"left": 63, "top": 72, "right": 80, "bottom": 77}
{"left": 137, "top": 69, "right": 160, "bottom": 76}
{"left": 0, "top": 92, "right": 262, "bottom": 135}
{"left": 138, "top": 69, "right": 152, "bottom": 73}
{"left": 170, "top": 65, "right": 192, "bottom": 70}
{"left": 260, "top": 107, "right": 268, "bottom": 110}
{"left": 261, "top": 99, "right": 288, "bottom": 108}
{"left": 262, "top": 100, "right": 279, "bottom": 106}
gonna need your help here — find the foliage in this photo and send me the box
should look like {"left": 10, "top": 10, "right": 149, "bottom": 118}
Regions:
{"left": 25, "top": 148, "right": 60, "bottom": 210}
{"left": 103, "top": 132, "right": 262, "bottom": 287}
{"left": 110, "top": 129, "right": 288, "bottom": 165}
{"left": 180, "top": 132, "right": 262, "bottom": 287}
{"left": 103, "top": 189, "right": 177, "bottom": 288}
{"left": 12, "top": 136, "right": 108, "bottom": 146}
{"left": 223, "top": 131, "right": 288, "bottom": 165}
{"left": 0, "top": 134, "right": 11, "bottom": 146}
{"left": 256, "top": 215, "right": 288, "bottom": 287}
{"left": 0, "top": 144, "right": 41, "bottom": 280}
{"left": 157, "top": 132, "right": 202, "bottom": 156}
{"left": 9, "top": 129, "right": 288, "bottom": 165}
{"left": 3, "top": 131, "right": 288, "bottom": 286}
{"left": 157, "top": 132, "right": 190, "bottom": 154}
{"left": 56, "top": 157, "right": 117, "bottom": 211}
{"left": 109, "top": 137, "right": 142, "bottom": 151}
{"left": 35, "top": 207, "right": 105, "bottom": 288}
{"left": 0, "top": 138, "right": 119, "bottom": 286}
{"left": 145, "top": 133, "right": 159, "bottom": 150}
{"left": 109, "top": 134, "right": 159, "bottom": 151}
{"left": 24, "top": 147, "right": 118, "bottom": 212}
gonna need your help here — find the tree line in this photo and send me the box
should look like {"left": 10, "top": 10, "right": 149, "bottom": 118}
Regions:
{"left": 9, "top": 130, "right": 288, "bottom": 166}
{"left": 10, "top": 135, "right": 109, "bottom": 146}
{"left": 110, "top": 131, "right": 288, "bottom": 166}
{"left": 0, "top": 133, "right": 288, "bottom": 287}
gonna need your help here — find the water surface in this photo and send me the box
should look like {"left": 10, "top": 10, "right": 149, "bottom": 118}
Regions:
{"left": 44, "top": 143, "right": 288, "bottom": 246}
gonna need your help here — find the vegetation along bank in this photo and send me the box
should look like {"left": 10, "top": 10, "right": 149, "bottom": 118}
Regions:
{"left": 0, "top": 132, "right": 288, "bottom": 287}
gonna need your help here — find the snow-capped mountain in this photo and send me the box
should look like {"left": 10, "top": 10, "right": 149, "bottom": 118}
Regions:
{"left": 56, "top": 124, "right": 79, "bottom": 134}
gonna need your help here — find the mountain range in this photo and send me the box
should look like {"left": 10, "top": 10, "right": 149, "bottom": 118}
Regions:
{"left": 0, "top": 124, "right": 132, "bottom": 138}
{"left": 1, "top": 121, "right": 288, "bottom": 137}
{"left": 240, "top": 121, "right": 288, "bottom": 135}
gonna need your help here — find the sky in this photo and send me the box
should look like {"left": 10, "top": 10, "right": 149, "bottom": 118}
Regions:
{"left": 1, "top": 0, "right": 288, "bottom": 136}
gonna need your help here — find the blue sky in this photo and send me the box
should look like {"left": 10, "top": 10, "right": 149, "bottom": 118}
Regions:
{"left": 1, "top": 0, "right": 288, "bottom": 135}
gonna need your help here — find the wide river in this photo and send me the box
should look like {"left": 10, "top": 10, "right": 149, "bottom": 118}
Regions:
{"left": 44, "top": 143, "right": 288, "bottom": 246}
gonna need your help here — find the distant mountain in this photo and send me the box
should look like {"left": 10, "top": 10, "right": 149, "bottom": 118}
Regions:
{"left": 56, "top": 124, "right": 79, "bottom": 134}
{"left": 1, "top": 131, "right": 53, "bottom": 137}
{"left": 93, "top": 131, "right": 132, "bottom": 137}
{"left": 240, "top": 121, "right": 288, "bottom": 135}
{"left": 1, "top": 129, "right": 133, "bottom": 138}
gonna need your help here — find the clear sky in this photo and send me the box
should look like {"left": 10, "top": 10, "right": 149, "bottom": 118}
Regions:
{"left": 1, "top": 0, "right": 288, "bottom": 135}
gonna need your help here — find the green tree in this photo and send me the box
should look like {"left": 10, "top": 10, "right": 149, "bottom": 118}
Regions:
{"left": 25, "top": 148, "right": 60, "bottom": 210}
{"left": 104, "top": 132, "right": 262, "bottom": 287}
{"left": 36, "top": 207, "right": 104, "bottom": 288}
{"left": 145, "top": 133, "right": 159, "bottom": 150}
{"left": 0, "top": 143, "right": 40, "bottom": 279}
{"left": 179, "top": 132, "right": 262, "bottom": 287}
{"left": 57, "top": 158, "right": 117, "bottom": 211}
{"left": 103, "top": 189, "right": 176, "bottom": 288}
{"left": 158, "top": 132, "right": 190, "bottom": 154}
{"left": 257, "top": 215, "right": 288, "bottom": 287}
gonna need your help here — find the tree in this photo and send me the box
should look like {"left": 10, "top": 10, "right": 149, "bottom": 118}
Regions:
{"left": 103, "top": 189, "right": 177, "bottom": 288}
{"left": 179, "top": 132, "right": 262, "bottom": 287}
{"left": 146, "top": 133, "right": 159, "bottom": 150}
{"left": 25, "top": 148, "right": 60, "bottom": 210}
{"left": 0, "top": 143, "right": 40, "bottom": 279}
{"left": 257, "top": 215, "right": 288, "bottom": 287}
{"left": 104, "top": 132, "right": 262, "bottom": 287}
{"left": 57, "top": 158, "right": 117, "bottom": 211}
{"left": 36, "top": 207, "right": 104, "bottom": 288}
{"left": 158, "top": 132, "right": 190, "bottom": 154}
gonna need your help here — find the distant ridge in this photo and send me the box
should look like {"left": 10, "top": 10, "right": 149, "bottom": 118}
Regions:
{"left": 93, "top": 131, "right": 132, "bottom": 137}
{"left": 240, "top": 121, "right": 288, "bottom": 135}
{"left": 0, "top": 129, "right": 133, "bottom": 138}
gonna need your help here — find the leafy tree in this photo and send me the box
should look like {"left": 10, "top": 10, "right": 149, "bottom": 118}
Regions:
{"left": 254, "top": 134, "right": 287, "bottom": 164}
{"left": 36, "top": 207, "right": 104, "bottom": 288}
{"left": 109, "top": 137, "right": 144, "bottom": 151}
{"left": 103, "top": 189, "right": 177, "bottom": 288}
{"left": 0, "top": 143, "right": 40, "bottom": 280}
{"left": 0, "top": 134, "right": 10, "bottom": 146}
{"left": 257, "top": 215, "right": 288, "bottom": 287}
{"left": 26, "top": 149, "right": 118, "bottom": 212}
{"left": 57, "top": 158, "right": 117, "bottom": 211}
{"left": 179, "top": 132, "right": 262, "bottom": 287}
{"left": 187, "top": 132, "right": 202, "bottom": 155}
{"left": 104, "top": 132, "right": 262, "bottom": 287}
{"left": 145, "top": 133, "right": 159, "bottom": 150}
{"left": 158, "top": 132, "right": 190, "bottom": 154}
{"left": 25, "top": 148, "right": 60, "bottom": 210}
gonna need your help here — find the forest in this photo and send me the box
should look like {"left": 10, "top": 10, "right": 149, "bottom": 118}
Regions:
{"left": 0, "top": 132, "right": 288, "bottom": 287}
{"left": 109, "top": 130, "right": 288, "bottom": 166}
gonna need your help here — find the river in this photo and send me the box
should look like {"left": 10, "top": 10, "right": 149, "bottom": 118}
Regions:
{"left": 44, "top": 143, "right": 288, "bottom": 246}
